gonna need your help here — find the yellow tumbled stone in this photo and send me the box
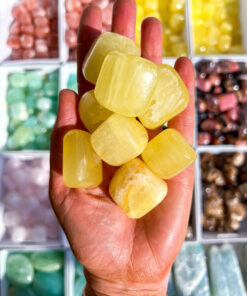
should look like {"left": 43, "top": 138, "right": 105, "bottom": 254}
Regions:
{"left": 109, "top": 158, "right": 168, "bottom": 219}
{"left": 95, "top": 52, "right": 158, "bottom": 117}
{"left": 142, "top": 129, "right": 196, "bottom": 179}
{"left": 139, "top": 65, "right": 189, "bottom": 129}
{"left": 169, "top": 13, "right": 185, "bottom": 33}
{"left": 91, "top": 114, "right": 148, "bottom": 166}
{"left": 63, "top": 130, "right": 102, "bottom": 188}
{"left": 78, "top": 90, "right": 112, "bottom": 133}
{"left": 83, "top": 32, "right": 140, "bottom": 85}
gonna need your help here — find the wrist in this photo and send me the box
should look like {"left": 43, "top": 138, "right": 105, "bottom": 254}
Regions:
{"left": 84, "top": 272, "right": 168, "bottom": 296}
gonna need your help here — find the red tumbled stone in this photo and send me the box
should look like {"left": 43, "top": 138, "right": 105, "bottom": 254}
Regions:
{"left": 66, "top": 12, "right": 81, "bottom": 29}
{"left": 23, "top": 49, "right": 36, "bottom": 59}
{"left": 23, "top": 0, "right": 39, "bottom": 11}
{"left": 20, "top": 34, "right": 34, "bottom": 49}
{"left": 65, "top": 29, "right": 77, "bottom": 48}
{"left": 20, "top": 12, "right": 32, "bottom": 25}
{"left": 201, "top": 119, "right": 222, "bottom": 132}
{"left": 12, "top": 4, "right": 27, "bottom": 20}
{"left": 196, "top": 79, "right": 212, "bottom": 93}
{"left": 50, "top": 49, "right": 59, "bottom": 58}
{"left": 7, "top": 35, "right": 21, "bottom": 49}
{"left": 46, "top": 6, "right": 58, "bottom": 19}
{"left": 218, "top": 93, "right": 238, "bottom": 112}
{"left": 21, "top": 25, "right": 34, "bottom": 35}
{"left": 69, "top": 48, "right": 77, "bottom": 61}
{"left": 93, "top": 0, "right": 110, "bottom": 10}
{"left": 11, "top": 49, "right": 23, "bottom": 60}
{"left": 34, "top": 16, "right": 49, "bottom": 27}
{"left": 51, "top": 19, "right": 58, "bottom": 32}
{"left": 32, "top": 8, "right": 47, "bottom": 18}
{"left": 9, "top": 21, "right": 21, "bottom": 35}
{"left": 34, "top": 26, "right": 51, "bottom": 38}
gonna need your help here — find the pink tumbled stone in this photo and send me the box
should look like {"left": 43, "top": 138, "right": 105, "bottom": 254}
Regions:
{"left": 47, "top": 34, "right": 58, "bottom": 48}
{"left": 226, "top": 106, "right": 239, "bottom": 122}
{"left": 32, "top": 7, "right": 47, "bottom": 18}
{"left": 10, "top": 226, "right": 28, "bottom": 243}
{"left": 66, "top": 11, "right": 81, "bottom": 29}
{"left": 34, "top": 16, "right": 49, "bottom": 27}
{"left": 51, "top": 19, "right": 58, "bottom": 32}
{"left": 198, "top": 132, "right": 212, "bottom": 145}
{"left": 93, "top": 0, "right": 109, "bottom": 10}
{"left": 12, "top": 4, "right": 27, "bottom": 20}
{"left": 35, "top": 39, "right": 48, "bottom": 54}
{"left": 11, "top": 49, "right": 23, "bottom": 60}
{"left": 65, "top": 29, "right": 77, "bottom": 48}
{"left": 81, "top": 0, "right": 93, "bottom": 4}
{"left": 20, "top": 34, "right": 34, "bottom": 49}
{"left": 196, "top": 79, "right": 212, "bottom": 93}
{"left": 30, "top": 225, "right": 47, "bottom": 242}
{"left": 29, "top": 167, "right": 49, "bottom": 187}
{"left": 35, "top": 187, "right": 48, "bottom": 202}
{"left": 3, "top": 192, "right": 22, "bottom": 211}
{"left": 66, "top": 0, "right": 82, "bottom": 12}
{"left": 102, "top": 2, "right": 113, "bottom": 26}
{"left": 34, "top": 26, "right": 50, "bottom": 38}
{"left": 47, "top": 224, "right": 60, "bottom": 240}
{"left": 4, "top": 159, "right": 22, "bottom": 174}
{"left": 21, "top": 24, "right": 34, "bottom": 35}
{"left": 23, "top": 49, "right": 36, "bottom": 59}
{"left": 219, "top": 93, "right": 238, "bottom": 112}
{"left": 9, "top": 21, "right": 21, "bottom": 35}
{"left": 7, "top": 35, "right": 21, "bottom": 49}
{"left": 4, "top": 210, "right": 20, "bottom": 227}
{"left": 20, "top": 12, "right": 32, "bottom": 25}
{"left": 23, "top": 0, "right": 39, "bottom": 11}
{"left": 3, "top": 176, "right": 16, "bottom": 191}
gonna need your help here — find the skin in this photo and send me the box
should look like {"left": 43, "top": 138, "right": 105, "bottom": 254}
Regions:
{"left": 49, "top": 0, "right": 195, "bottom": 295}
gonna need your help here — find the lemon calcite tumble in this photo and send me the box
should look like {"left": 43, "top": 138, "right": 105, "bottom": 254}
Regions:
{"left": 63, "top": 130, "right": 102, "bottom": 188}
{"left": 78, "top": 90, "right": 112, "bottom": 133}
{"left": 83, "top": 32, "right": 140, "bottom": 84}
{"left": 109, "top": 159, "right": 168, "bottom": 219}
{"left": 94, "top": 51, "right": 158, "bottom": 117}
{"left": 142, "top": 129, "right": 196, "bottom": 179}
{"left": 91, "top": 114, "right": 148, "bottom": 166}
{"left": 139, "top": 64, "right": 189, "bottom": 129}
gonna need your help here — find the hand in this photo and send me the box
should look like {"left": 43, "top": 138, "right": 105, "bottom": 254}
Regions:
{"left": 49, "top": 0, "right": 195, "bottom": 295}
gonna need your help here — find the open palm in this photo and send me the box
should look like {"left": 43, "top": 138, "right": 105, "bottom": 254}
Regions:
{"left": 49, "top": 0, "right": 195, "bottom": 295}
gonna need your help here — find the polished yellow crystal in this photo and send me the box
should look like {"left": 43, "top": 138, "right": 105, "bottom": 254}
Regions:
{"left": 63, "top": 130, "right": 102, "bottom": 188}
{"left": 109, "top": 158, "right": 168, "bottom": 219}
{"left": 91, "top": 114, "right": 148, "bottom": 166}
{"left": 139, "top": 65, "right": 189, "bottom": 130}
{"left": 78, "top": 90, "right": 112, "bottom": 133}
{"left": 142, "top": 128, "right": 196, "bottom": 179}
{"left": 83, "top": 32, "right": 140, "bottom": 85}
{"left": 94, "top": 52, "right": 158, "bottom": 117}
{"left": 169, "top": 13, "right": 185, "bottom": 33}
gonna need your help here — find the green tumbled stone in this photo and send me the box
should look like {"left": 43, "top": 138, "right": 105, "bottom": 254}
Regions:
{"left": 31, "top": 251, "right": 64, "bottom": 273}
{"left": 36, "top": 133, "right": 50, "bottom": 149}
{"left": 12, "top": 126, "right": 35, "bottom": 147}
{"left": 23, "top": 116, "right": 38, "bottom": 128}
{"left": 6, "top": 254, "right": 34, "bottom": 286}
{"left": 6, "top": 138, "right": 18, "bottom": 150}
{"left": 23, "top": 142, "right": 39, "bottom": 150}
{"left": 75, "top": 276, "right": 86, "bottom": 296}
{"left": 75, "top": 261, "right": 84, "bottom": 277}
{"left": 38, "top": 111, "right": 56, "bottom": 129}
{"left": 9, "top": 73, "right": 27, "bottom": 88}
{"left": 9, "top": 102, "right": 28, "bottom": 121}
{"left": 36, "top": 97, "right": 53, "bottom": 111}
{"left": 48, "top": 71, "right": 59, "bottom": 81}
{"left": 33, "top": 89, "right": 45, "bottom": 98}
{"left": 27, "top": 72, "right": 43, "bottom": 90}
{"left": 33, "top": 125, "right": 47, "bottom": 135}
{"left": 25, "top": 96, "right": 36, "bottom": 111}
{"left": 10, "top": 287, "right": 36, "bottom": 296}
{"left": 7, "top": 88, "right": 26, "bottom": 104}
{"left": 44, "top": 82, "right": 58, "bottom": 97}
{"left": 33, "top": 271, "right": 64, "bottom": 296}
{"left": 67, "top": 74, "right": 77, "bottom": 92}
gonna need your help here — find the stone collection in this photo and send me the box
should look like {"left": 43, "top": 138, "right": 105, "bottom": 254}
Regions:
{"left": 7, "top": 0, "right": 58, "bottom": 60}
{"left": 6, "top": 251, "right": 64, "bottom": 296}
{"left": 192, "top": 0, "right": 243, "bottom": 54}
{"left": 63, "top": 32, "right": 196, "bottom": 218}
{"left": 201, "top": 152, "right": 247, "bottom": 233}
{"left": 136, "top": 0, "right": 188, "bottom": 57}
{"left": 196, "top": 60, "right": 247, "bottom": 145}
{"left": 0, "top": 157, "right": 60, "bottom": 243}
{"left": 65, "top": 0, "right": 115, "bottom": 60}
{"left": 6, "top": 70, "right": 58, "bottom": 150}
